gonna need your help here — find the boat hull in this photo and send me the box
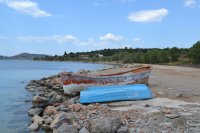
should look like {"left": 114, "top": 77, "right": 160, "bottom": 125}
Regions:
{"left": 62, "top": 66, "right": 152, "bottom": 94}
{"left": 80, "top": 84, "right": 153, "bottom": 104}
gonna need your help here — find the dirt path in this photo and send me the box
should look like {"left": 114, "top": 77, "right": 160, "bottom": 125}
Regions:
{"left": 149, "top": 65, "right": 200, "bottom": 103}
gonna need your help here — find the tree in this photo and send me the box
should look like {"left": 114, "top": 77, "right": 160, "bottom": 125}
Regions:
{"left": 158, "top": 50, "right": 170, "bottom": 63}
{"left": 122, "top": 53, "right": 133, "bottom": 63}
{"left": 168, "top": 47, "right": 180, "bottom": 62}
{"left": 189, "top": 41, "right": 200, "bottom": 64}
{"left": 63, "top": 51, "right": 68, "bottom": 57}
{"left": 148, "top": 49, "right": 160, "bottom": 64}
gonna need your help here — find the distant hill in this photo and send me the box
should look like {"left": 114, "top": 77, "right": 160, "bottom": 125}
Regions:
{"left": 0, "top": 53, "right": 51, "bottom": 60}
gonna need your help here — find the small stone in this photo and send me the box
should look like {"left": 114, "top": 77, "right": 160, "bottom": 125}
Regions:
{"left": 28, "top": 108, "right": 43, "bottom": 116}
{"left": 38, "top": 91, "right": 46, "bottom": 96}
{"left": 56, "top": 123, "right": 78, "bottom": 133}
{"left": 50, "top": 94, "right": 63, "bottom": 103}
{"left": 29, "top": 88, "right": 37, "bottom": 92}
{"left": 144, "top": 104, "right": 150, "bottom": 107}
{"left": 25, "top": 85, "right": 35, "bottom": 90}
{"left": 117, "top": 126, "right": 128, "bottom": 133}
{"left": 129, "top": 128, "right": 135, "bottom": 133}
{"left": 69, "top": 96, "right": 80, "bottom": 104}
{"left": 53, "top": 102, "right": 61, "bottom": 107}
{"left": 41, "top": 124, "right": 51, "bottom": 131}
{"left": 44, "top": 117, "right": 53, "bottom": 125}
{"left": 165, "top": 114, "right": 180, "bottom": 119}
{"left": 162, "top": 108, "right": 171, "bottom": 114}
{"left": 50, "top": 112, "right": 74, "bottom": 128}
{"left": 32, "top": 115, "right": 44, "bottom": 126}
{"left": 44, "top": 106, "right": 57, "bottom": 115}
{"left": 189, "top": 127, "right": 200, "bottom": 133}
{"left": 159, "top": 122, "right": 172, "bottom": 130}
{"left": 79, "top": 127, "right": 90, "bottom": 133}
{"left": 91, "top": 117, "right": 121, "bottom": 133}
{"left": 32, "top": 96, "right": 48, "bottom": 107}
{"left": 87, "top": 105, "right": 96, "bottom": 110}
{"left": 28, "top": 122, "right": 39, "bottom": 131}
{"left": 69, "top": 104, "right": 82, "bottom": 112}
{"left": 176, "top": 94, "right": 183, "bottom": 97}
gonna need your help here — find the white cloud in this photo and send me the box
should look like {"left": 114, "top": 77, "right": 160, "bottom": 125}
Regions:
{"left": 0, "top": 0, "right": 51, "bottom": 17}
{"left": 99, "top": 33, "right": 123, "bottom": 41}
{"left": 78, "top": 38, "right": 107, "bottom": 47}
{"left": 127, "top": 8, "right": 169, "bottom": 23}
{"left": 16, "top": 35, "right": 77, "bottom": 43}
{"left": 184, "top": 0, "right": 196, "bottom": 7}
{"left": 16, "top": 35, "right": 108, "bottom": 47}
{"left": 52, "top": 35, "right": 78, "bottom": 43}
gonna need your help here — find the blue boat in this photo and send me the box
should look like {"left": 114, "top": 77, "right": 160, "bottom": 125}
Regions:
{"left": 80, "top": 84, "right": 153, "bottom": 104}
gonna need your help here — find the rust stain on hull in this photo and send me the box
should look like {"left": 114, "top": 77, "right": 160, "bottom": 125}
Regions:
{"left": 61, "top": 66, "right": 153, "bottom": 94}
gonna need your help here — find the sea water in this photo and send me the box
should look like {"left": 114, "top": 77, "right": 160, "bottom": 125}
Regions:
{"left": 0, "top": 60, "right": 106, "bottom": 133}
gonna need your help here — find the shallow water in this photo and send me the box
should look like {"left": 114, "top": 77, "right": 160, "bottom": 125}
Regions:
{"left": 0, "top": 60, "right": 106, "bottom": 133}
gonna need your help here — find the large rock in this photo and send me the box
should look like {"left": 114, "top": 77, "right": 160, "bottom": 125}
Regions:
{"left": 58, "top": 104, "right": 68, "bottom": 112}
{"left": 69, "top": 96, "right": 80, "bottom": 104}
{"left": 41, "top": 124, "right": 52, "bottom": 131}
{"left": 91, "top": 117, "right": 121, "bottom": 133}
{"left": 51, "top": 95, "right": 63, "bottom": 103}
{"left": 117, "top": 126, "right": 128, "bottom": 133}
{"left": 45, "top": 91, "right": 57, "bottom": 98}
{"left": 56, "top": 123, "right": 78, "bottom": 133}
{"left": 32, "top": 96, "right": 48, "bottom": 107}
{"left": 50, "top": 112, "right": 74, "bottom": 129}
{"left": 79, "top": 127, "right": 90, "bottom": 133}
{"left": 32, "top": 115, "right": 44, "bottom": 126}
{"left": 26, "top": 84, "right": 37, "bottom": 91}
{"left": 44, "top": 117, "right": 53, "bottom": 125}
{"left": 28, "top": 122, "right": 39, "bottom": 131}
{"left": 44, "top": 106, "right": 57, "bottom": 115}
{"left": 28, "top": 108, "right": 43, "bottom": 116}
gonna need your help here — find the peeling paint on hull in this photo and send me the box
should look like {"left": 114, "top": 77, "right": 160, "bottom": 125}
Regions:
{"left": 62, "top": 66, "right": 152, "bottom": 94}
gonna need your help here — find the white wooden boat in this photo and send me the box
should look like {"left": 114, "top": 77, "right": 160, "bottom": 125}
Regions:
{"left": 61, "top": 66, "right": 153, "bottom": 94}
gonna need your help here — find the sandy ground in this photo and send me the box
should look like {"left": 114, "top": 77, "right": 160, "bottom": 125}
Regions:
{"left": 149, "top": 65, "right": 200, "bottom": 103}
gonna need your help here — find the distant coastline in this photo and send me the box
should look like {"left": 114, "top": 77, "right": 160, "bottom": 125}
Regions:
{"left": 33, "top": 41, "right": 200, "bottom": 67}
{"left": 2, "top": 41, "right": 200, "bottom": 67}
{"left": 0, "top": 53, "right": 51, "bottom": 60}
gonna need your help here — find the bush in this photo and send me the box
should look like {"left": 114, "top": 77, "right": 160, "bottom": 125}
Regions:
{"left": 189, "top": 41, "right": 200, "bottom": 64}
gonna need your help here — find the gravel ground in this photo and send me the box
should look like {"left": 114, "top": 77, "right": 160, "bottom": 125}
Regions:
{"left": 149, "top": 65, "right": 200, "bottom": 103}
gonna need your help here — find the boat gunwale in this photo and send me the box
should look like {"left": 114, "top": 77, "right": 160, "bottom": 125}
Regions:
{"left": 63, "top": 66, "right": 153, "bottom": 80}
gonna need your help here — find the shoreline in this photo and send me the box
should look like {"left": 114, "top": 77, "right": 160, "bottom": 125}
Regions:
{"left": 25, "top": 63, "right": 200, "bottom": 133}
{"left": 1, "top": 59, "right": 200, "bottom": 69}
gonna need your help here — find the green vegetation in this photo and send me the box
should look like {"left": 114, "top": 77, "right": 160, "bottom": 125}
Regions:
{"left": 34, "top": 41, "right": 200, "bottom": 65}
{"left": 189, "top": 41, "right": 200, "bottom": 64}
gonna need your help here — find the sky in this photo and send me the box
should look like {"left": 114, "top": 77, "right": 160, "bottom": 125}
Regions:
{"left": 0, "top": 0, "right": 200, "bottom": 56}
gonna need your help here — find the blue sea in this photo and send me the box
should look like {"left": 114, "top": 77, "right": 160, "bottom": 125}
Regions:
{"left": 0, "top": 60, "right": 106, "bottom": 133}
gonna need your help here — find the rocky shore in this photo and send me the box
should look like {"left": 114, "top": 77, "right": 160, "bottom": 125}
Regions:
{"left": 25, "top": 67, "right": 200, "bottom": 133}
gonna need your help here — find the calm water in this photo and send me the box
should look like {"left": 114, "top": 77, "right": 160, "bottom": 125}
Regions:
{"left": 0, "top": 60, "right": 106, "bottom": 133}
